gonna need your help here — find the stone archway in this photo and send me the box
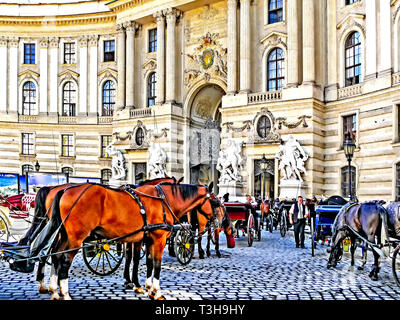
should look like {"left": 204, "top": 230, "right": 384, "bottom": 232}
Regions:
{"left": 188, "top": 84, "right": 225, "bottom": 192}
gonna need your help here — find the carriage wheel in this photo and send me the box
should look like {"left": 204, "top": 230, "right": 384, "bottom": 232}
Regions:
{"left": 247, "top": 214, "right": 254, "bottom": 247}
{"left": 392, "top": 245, "right": 400, "bottom": 287}
{"left": 82, "top": 239, "right": 124, "bottom": 276}
{"left": 280, "top": 209, "right": 287, "bottom": 237}
{"left": 174, "top": 228, "right": 195, "bottom": 265}
{"left": 257, "top": 217, "right": 262, "bottom": 241}
{"left": 0, "top": 215, "right": 9, "bottom": 242}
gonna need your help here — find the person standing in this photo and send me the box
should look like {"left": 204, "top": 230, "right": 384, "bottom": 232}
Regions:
{"left": 289, "top": 196, "right": 309, "bottom": 248}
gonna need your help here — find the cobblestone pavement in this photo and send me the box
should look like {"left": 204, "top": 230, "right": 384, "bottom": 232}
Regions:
{"left": 1, "top": 227, "right": 400, "bottom": 301}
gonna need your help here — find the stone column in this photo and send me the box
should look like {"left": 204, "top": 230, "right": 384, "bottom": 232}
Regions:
{"left": 239, "top": 0, "right": 251, "bottom": 93}
{"left": 125, "top": 21, "right": 136, "bottom": 108}
{"left": 286, "top": 0, "right": 299, "bottom": 87}
{"left": 227, "top": 0, "right": 238, "bottom": 94}
{"left": 39, "top": 38, "right": 48, "bottom": 114}
{"left": 302, "top": 0, "right": 315, "bottom": 84}
{"left": 0, "top": 37, "right": 7, "bottom": 112}
{"left": 164, "top": 8, "right": 181, "bottom": 104}
{"left": 88, "top": 35, "right": 98, "bottom": 115}
{"left": 49, "top": 37, "right": 59, "bottom": 115}
{"left": 8, "top": 37, "right": 18, "bottom": 114}
{"left": 378, "top": 0, "right": 391, "bottom": 75}
{"left": 365, "top": 0, "right": 377, "bottom": 79}
{"left": 154, "top": 11, "right": 165, "bottom": 105}
{"left": 325, "top": 0, "right": 338, "bottom": 101}
{"left": 116, "top": 24, "right": 126, "bottom": 110}
{"left": 79, "top": 36, "right": 88, "bottom": 115}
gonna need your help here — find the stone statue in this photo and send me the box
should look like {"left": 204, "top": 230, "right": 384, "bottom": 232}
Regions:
{"left": 275, "top": 135, "right": 308, "bottom": 182}
{"left": 106, "top": 137, "right": 127, "bottom": 180}
{"left": 148, "top": 141, "right": 168, "bottom": 179}
{"left": 216, "top": 138, "right": 243, "bottom": 184}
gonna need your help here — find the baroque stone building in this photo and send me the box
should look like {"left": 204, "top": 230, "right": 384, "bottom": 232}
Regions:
{"left": 0, "top": 0, "right": 399, "bottom": 201}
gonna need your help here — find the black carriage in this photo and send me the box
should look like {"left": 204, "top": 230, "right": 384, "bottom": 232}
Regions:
{"left": 268, "top": 198, "right": 294, "bottom": 237}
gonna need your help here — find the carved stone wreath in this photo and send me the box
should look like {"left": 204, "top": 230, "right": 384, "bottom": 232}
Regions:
{"left": 275, "top": 115, "right": 311, "bottom": 129}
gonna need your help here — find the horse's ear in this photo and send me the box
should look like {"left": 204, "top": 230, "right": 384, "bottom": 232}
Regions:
{"left": 177, "top": 177, "right": 184, "bottom": 184}
{"left": 208, "top": 181, "right": 214, "bottom": 193}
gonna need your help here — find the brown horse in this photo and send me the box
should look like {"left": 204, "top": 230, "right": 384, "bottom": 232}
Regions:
{"left": 30, "top": 182, "right": 225, "bottom": 300}
{"left": 19, "top": 176, "right": 180, "bottom": 294}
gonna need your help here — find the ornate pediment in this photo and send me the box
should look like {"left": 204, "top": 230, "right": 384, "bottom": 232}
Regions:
{"left": 260, "top": 31, "right": 287, "bottom": 49}
{"left": 18, "top": 69, "right": 39, "bottom": 79}
{"left": 142, "top": 58, "right": 157, "bottom": 78}
{"left": 58, "top": 69, "right": 79, "bottom": 84}
{"left": 337, "top": 13, "right": 366, "bottom": 33}
{"left": 98, "top": 67, "right": 117, "bottom": 84}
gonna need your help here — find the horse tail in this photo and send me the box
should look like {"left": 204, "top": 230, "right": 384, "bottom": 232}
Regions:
{"left": 18, "top": 186, "right": 52, "bottom": 246}
{"left": 30, "top": 189, "right": 65, "bottom": 258}
{"left": 378, "top": 203, "right": 389, "bottom": 248}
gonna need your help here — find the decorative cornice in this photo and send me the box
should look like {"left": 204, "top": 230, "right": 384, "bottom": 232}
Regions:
{"left": 106, "top": 0, "right": 144, "bottom": 13}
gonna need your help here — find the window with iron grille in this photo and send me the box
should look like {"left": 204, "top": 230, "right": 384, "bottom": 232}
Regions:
{"left": 63, "top": 43, "right": 76, "bottom": 64}
{"left": 268, "top": 0, "right": 283, "bottom": 24}
{"left": 22, "top": 164, "right": 34, "bottom": 175}
{"left": 149, "top": 28, "right": 157, "bottom": 53}
{"left": 343, "top": 113, "right": 357, "bottom": 143}
{"left": 102, "top": 80, "right": 115, "bottom": 116}
{"left": 147, "top": 72, "right": 156, "bottom": 107}
{"left": 24, "top": 43, "right": 35, "bottom": 64}
{"left": 62, "top": 82, "right": 77, "bottom": 116}
{"left": 104, "top": 40, "right": 115, "bottom": 62}
{"left": 101, "top": 169, "right": 112, "bottom": 185}
{"left": 134, "top": 163, "right": 147, "bottom": 184}
{"left": 62, "top": 167, "right": 73, "bottom": 176}
{"left": 135, "top": 128, "right": 145, "bottom": 146}
{"left": 257, "top": 116, "right": 272, "bottom": 139}
{"left": 341, "top": 166, "right": 356, "bottom": 198}
{"left": 61, "top": 134, "right": 74, "bottom": 157}
{"left": 22, "top": 81, "right": 37, "bottom": 115}
{"left": 267, "top": 48, "right": 284, "bottom": 91}
{"left": 21, "top": 133, "right": 34, "bottom": 155}
{"left": 101, "top": 135, "right": 112, "bottom": 158}
{"left": 345, "top": 32, "right": 362, "bottom": 87}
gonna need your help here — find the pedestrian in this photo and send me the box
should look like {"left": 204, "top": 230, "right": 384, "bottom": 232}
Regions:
{"left": 245, "top": 194, "right": 259, "bottom": 231}
{"left": 223, "top": 193, "right": 229, "bottom": 203}
{"left": 289, "top": 195, "right": 309, "bottom": 248}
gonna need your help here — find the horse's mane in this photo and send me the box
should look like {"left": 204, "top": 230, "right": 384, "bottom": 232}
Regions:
{"left": 158, "top": 183, "right": 202, "bottom": 201}
{"left": 138, "top": 176, "right": 175, "bottom": 186}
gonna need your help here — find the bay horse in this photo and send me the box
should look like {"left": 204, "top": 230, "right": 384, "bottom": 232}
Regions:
{"left": 18, "top": 176, "right": 180, "bottom": 294}
{"left": 30, "top": 182, "right": 225, "bottom": 300}
{"left": 327, "top": 201, "right": 388, "bottom": 281}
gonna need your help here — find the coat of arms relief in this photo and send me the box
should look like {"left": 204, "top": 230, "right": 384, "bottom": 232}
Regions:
{"left": 183, "top": 32, "right": 227, "bottom": 87}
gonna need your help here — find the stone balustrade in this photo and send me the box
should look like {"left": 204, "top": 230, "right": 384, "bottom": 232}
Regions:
{"left": 59, "top": 116, "right": 77, "bottom": 124}
{"left": 130, "top": 108, "right": 152, "bottom": 119}
{"left": 248, "top": 91, "right": 282, "bottom": 104}
{"left": 392, "top": 72, "right": 400, "bottom": 86}
{"left": 337, "top": 84, "right": 362, "bottom": 99}
{"left": 19, "top": 115, "right": 38, "bottom": 123}
{"left": 98, "top": 116, "right": 113, "bottom": 124}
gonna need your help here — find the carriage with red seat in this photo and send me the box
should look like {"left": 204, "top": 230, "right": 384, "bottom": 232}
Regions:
{"left": 224, "top": 197, "right": 262, "bottom": 247}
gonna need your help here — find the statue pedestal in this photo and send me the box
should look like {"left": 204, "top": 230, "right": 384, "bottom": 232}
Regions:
{"left": 108, "top": 178, "right": 127, "bottom": 188}
{"left": 218, "top": 181, "right": 243, "bottom": 198}
{"left": 278, "top": 179, "right": 306, "bottom": 200}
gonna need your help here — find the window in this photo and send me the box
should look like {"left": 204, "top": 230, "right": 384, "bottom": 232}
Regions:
{"left": 24, "top": 43, "right": 35, "bottom": 64}
{"left": 61, "top": 134, "right": 74, "bottom": 157}
{"left": 22, "top": 81, "right": 37, "bottom": 115}
{"left": 345, "top": 0, "right": 359, "bottom": 5}
{"left": 397, "top": 163, "right": 400, "bottom": 201}
{"left": 133, "top": 163, "right": 147, "bottom": 184}
{"left": 135, "top": 128, "right": 145, "bottom": 146}
{"left": 21, "top": 133, "right": 34, "bottom": 155}
{"left": 62, "top": 82, "right": 77, "bottom": 116}
{"left": 341, "top": 166, "right": 356, "bottom": 198}
{"left": 101, "top": 169, "right": 112, "bottom": 185}
{"left": 104, "top": 40, "right": 115, "bottom": 62}
{"left": 63, "top": 42, "right": 76, "bottom": 64}
{"left": 147, "top": 72, "right": 156, "bottom": 107}
{"left": 345, "top": 32, "right": 362, "bottom": 86}
{"left": 268, "top": 0, "right": 283, "bottom": 24}
{"left": 102, "top": 80, "right": 115, "bottom": 116}
{"left": 267, "top": 48, "right": 284, "bottom": 91}
{"left": 149, "top": 29, "right": 157, "bottom": 53}
{"left": 22, "top": 164, "right": 34, "bottom": 175}
{"left": 257, "top": 116, "right": 272, "bottom": 139}
{"left": 101, "top": 135, "right": 112, "bottom": 158}
{"left": 62, "top": 167, "right": 73, "bottom": 176}
{"left": 343, "top": 113, "right": 357, "bottom": 142}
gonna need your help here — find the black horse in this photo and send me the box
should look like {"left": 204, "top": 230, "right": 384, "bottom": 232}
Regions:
{"left": 327, "top": 201, "right": 390, "bottom": 280}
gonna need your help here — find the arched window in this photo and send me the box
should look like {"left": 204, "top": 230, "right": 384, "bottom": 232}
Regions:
{"left": 101, "top": 169, "right": 112, "bottom": 185}
{"left": 345, "top": 32, "right": 362, "bottom": 87}
{"left": 22, "top": 164, "right": 34, "bottom": 175}
{"left": 62, "top": 167, "right": 73, "bottom": 177}
{"left": 22, "top": 81, "right": 37, "bottom": 115}
{"left": 256, "top": 115, "right": 272, "bottom": 139}
{"left": 62, "top": 82, "right": 77, "bottom": 116}
{"left": 267, "top": 48, "right": 284, "bottom": 91}
{"left": 341, "top": 166, "right": 356, "bottom": 198}
{"left": 396, "top": 162, "right": 400, "bottom": 201}
{"left": 147, "top": 72, "right": 156, "bottom": 107}
{"left": 268, "top": 0, "right": 283, "bottom": 24}
{"left": 135, "top": 127, "right": 145, "bottom": 146}
{"left": 102, "top": 80, "right": 115, "bottom": 116}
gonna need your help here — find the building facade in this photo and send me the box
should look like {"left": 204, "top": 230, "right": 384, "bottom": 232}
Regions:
{"left": 0, "top": 0, "right": 399, "bottom": 201}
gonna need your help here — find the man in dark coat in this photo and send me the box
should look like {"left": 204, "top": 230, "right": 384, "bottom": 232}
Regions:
{"left": 289, "top": 196, "right": 309, "bottom": 248}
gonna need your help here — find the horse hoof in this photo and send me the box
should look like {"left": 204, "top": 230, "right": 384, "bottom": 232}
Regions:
{"left": 50, "top": 292, "right": 60, "bottom": 300}
{"left": 357, "top": 266, "right": 364, "bottom": 271}
{"left": 155, "top": 295, "right": 166, "bottom": 300}
{"left": 199, "top": 254, "right": 204, "bottom": 259}
{"left": 125, "top": 283, "right": 134, "bottom": 290}
{"left": 38, "top": 285, "right": 49, "bottom": 294}
{"left": 206, "top": 251, "right": 211, "bottom": 257}
{"left": 134, "top": 287, "right": 145, "bottom": 294}
{"left": 216, "top": 251, "right": 221, "bottom": 258}
{"left": 148, "top": 291, "right": 156, "bottom": 299}
{"left": 61, "top": 293, "right": 72, "bottom": 300}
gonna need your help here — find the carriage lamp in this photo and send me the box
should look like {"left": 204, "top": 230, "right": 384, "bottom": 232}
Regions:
{"left": 261, "top": 154, "right": 268, "bottom": 201}
{"left": 343, "top": 132, "right": 356, "bottom": 201}
{"left": 35, "top": 160, "right": 40, "bottom": 172}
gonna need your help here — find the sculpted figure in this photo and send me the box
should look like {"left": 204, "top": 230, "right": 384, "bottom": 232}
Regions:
{"left": 148, "top": 142, "right": 168, "bottom": 179}
{"left": 216, "top": 139, "right": 243, "bottom": 184}
{"left": 106, "top": 138, "right": 127, "bottom": 180}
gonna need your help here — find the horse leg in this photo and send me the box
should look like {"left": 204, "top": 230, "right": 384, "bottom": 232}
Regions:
{"left": 368, "top": 235, "right": 381, "bottom": 281}
{"left": 123, "top": 242, "right": 133, "bottom": 289}
{"left": 198, "top": 234, "right": 205, "bottom": 259}
{"left": 327, "top": 230, "right": 345, "bottom": 269}
{"left": 36, "top": 260, "right": 48, "bottom": 293}
{"left": 215, "top": 229, "right": 221, "bottom": 258}
{"left": 48, "top": 260, "right": 60, "bottom": 300}
{"left": 206, "top": 231, "right": 211, "bottom": 257}
{"left": 131, "top": 242, "right": 145, "bottom": 294}
{"left": 149, "top": 233, "right": 168, "bottom": 300}
{"left": 349, "top": 235, "right": 356, "bottom": 271}
{"left": 145, "top": 240, "right": 153, "bottom": 294}
{"left": 358, "top": 242, "right": 368, "bottom": 270}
